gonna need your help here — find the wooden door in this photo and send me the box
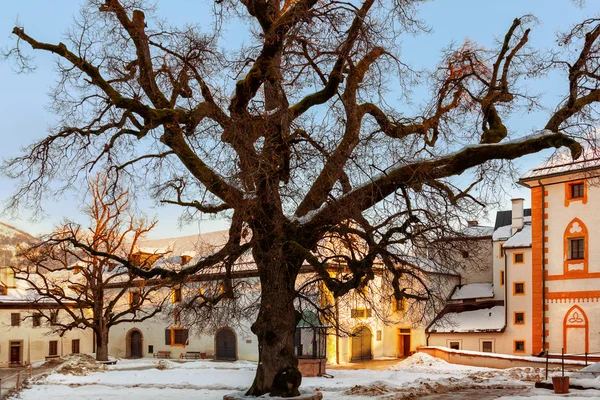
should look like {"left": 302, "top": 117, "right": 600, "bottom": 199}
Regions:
{"left": 10, "top": 342, "right": 21, "bottom": 365}
{"left": 216, "top": 328, "right": 236, "bottom": 360}
{"left": 402, "top": 335, "right": 411, "bottom": 357}
{"left": 130, "top": 331, "right": 143, "bottom": 358}
{"left": 351, "top": 326, "right": 372, "bottom": 362}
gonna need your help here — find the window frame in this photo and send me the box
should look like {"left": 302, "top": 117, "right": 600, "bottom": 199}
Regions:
{"left": 172, "top": 287, "right": 182, "bottom": 303}
{"left": 32, "top": 314, "right": 42, "bottom": 328}
{"left": 565, "top": 180, "right": 587, "bottom": 206}
{"left": 513, "top": 282, "right": 525, "bottom": 296}
{"left": 568, "top": 237, "right": 585, "bottom": 260}
{"left": 514, "top": 340, "right": 526, "bottom": 354}
{"left": 500, "top": 270, "right": 505, "bottom": 286}
{"left": 71, "top": 339, "right": 80, "bottom": 354}
{"left": 11, "top": 313, "right": 20, "bottom": 327}
{"left": 129, "top": 290, "right": 142, "bottom": 308}
{"left": 514, "top": 312, "right": 525, "bottom": 325}
{"left": 513, "top": 252, "right": 524, "bottom": 264}
{"left": 481, "top": 341, "right": 493, "bottom": 353}
{"left": 49, "top": 340, "right": 58, "bottom": 356}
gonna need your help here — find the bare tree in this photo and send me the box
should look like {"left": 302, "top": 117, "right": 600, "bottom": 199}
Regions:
{"left": 15, "top": 174, "right": 167, "bottom": 361}
{"left": 6, "top": 0, "right": 600, "bottom": 395}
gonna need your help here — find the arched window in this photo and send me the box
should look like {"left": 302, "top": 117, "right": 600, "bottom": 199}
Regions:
{"left": 563, "top": 218, "right": 588, "bottom": 275}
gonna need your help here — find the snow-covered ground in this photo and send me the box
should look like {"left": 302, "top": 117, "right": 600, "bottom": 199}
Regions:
{"left": 9, "top": 353, "right": 600, "bottom": 399}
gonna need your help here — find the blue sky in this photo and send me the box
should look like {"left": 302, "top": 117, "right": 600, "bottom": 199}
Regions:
{"left": 0, "top": 0, "right": 595, "bottom": 238}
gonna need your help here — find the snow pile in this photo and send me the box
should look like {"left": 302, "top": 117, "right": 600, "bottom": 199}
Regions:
{"left": 53, "top": 354, "right": 107, "bottom": 376}
{"left": 393, "top": 352, "right": 449, "bottom": 368}
{"left": 450, "top": 283, "right": 494, "bottom": 300}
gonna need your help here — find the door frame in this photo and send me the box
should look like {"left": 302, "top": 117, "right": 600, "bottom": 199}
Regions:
{"left": 9, "top": 340, "right": 23, "bottom": 365}
{"left": 214, "top": 327, "right": 237, "bottom": 361}
{"left": 397, "top": 327, "right": 411, "bottom": 357}
{"left": 350, "top": 325, "right": 372, "bottom": 362}
{"left": 126, "top": 328, "right": 144, "bottom": 358}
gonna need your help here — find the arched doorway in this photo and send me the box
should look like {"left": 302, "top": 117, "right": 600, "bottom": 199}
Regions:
{"left": 215, "top": 328, "right": 237, "bottom": 361}
{"left": 563, "top": 305, "right": 588, "bottom": 354}
{"left": 126, "top": 329, "right": 143, "bottom": 358}
{"left": 351, "top": 326, "right": 372, "bottom": 362}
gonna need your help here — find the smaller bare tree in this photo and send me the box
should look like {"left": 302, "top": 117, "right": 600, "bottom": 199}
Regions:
{"left": 15, "top": 174, "right": 168, "bottom": 361}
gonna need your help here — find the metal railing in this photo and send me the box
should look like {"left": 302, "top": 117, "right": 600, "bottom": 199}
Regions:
{"left": 0, "top": 365, "right": 32, "bottom": 399}
{"left": 544, "top": 348, "right": 600, "bottom": 380}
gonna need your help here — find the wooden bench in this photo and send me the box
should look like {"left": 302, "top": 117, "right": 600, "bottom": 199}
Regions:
{"left": 182, "top": 352, "right": 205, "bottom": 359}
{"left": 153, "top": 351, "right": 171, "bottom": 359}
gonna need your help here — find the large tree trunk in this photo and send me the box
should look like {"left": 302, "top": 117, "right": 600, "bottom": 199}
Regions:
{"left": 246, "top": 241, "right": 302, "bottom": 397}
{"left": 96, "top": 328, "right": 110, "bottom": 361}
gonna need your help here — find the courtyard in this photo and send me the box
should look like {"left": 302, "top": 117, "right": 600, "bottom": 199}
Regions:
{"left": 6, "top": 353, "right": 600, "bottom": 400}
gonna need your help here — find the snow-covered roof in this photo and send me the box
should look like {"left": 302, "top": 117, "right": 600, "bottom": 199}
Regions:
{"left": 462, "top": 225, "right": 494, "bottom": 238}
{"left": 428, "top": 303, "right": 505, "bottom": 333}
{"left": 492, "top": 225, "right": 512, "bottom": 241}
{"left": 521, "top": 147, "right": 600, "bottom": 181}
{"left": 450, "top": 283, "right": 494, "bottom": 300}
{"left": 503, "top": 224, "right": 532, "bottom": 248}
{"left": 140, "top": 230, "right": 229, "bottom": 258}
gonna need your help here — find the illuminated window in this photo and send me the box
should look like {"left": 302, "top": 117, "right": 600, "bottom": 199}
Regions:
{"left": 172, "top": 287, "right": 182, "bottom": 303}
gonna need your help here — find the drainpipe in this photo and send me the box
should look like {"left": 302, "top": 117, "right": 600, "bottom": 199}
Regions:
{"left": 539, "top": 179, "right": 547, "bottom": 352}
{"left": 504, "top": 246, "right": 508, "bottom": 333}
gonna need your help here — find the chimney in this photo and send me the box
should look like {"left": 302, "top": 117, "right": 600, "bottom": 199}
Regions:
{"left": 467, "top": 221, "right": 478, "bottom": 227}
{"left": 511, "top": 198, "right": 524, "bottom": 235}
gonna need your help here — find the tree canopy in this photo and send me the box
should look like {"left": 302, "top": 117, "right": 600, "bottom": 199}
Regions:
{"left": 6, "top": 0, "right": 600, "bottom": 396}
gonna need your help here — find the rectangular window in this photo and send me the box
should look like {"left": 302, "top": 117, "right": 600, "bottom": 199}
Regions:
{"left": 500, "top": 270, "right": 505, "bottom": 286}
{"left": 513, "top": 282, "right": 525, "bottom": 295}
{"left": 571, "top": 183, "right": 584, "bottom": 199}
{"left": 32, "top": 314, "right": 41, "bottom": 327}
{"left": 482, "top": 341, "right": 493, "bottom": 353}
{"left": 129, "top": 290, "right": 141, "bottom": 308}
{"left": 568, "top": 238, "right": 585, "bottom": 260}
{"left": 148, "top": 345, "right": 154, "bottom": 354}
{"left": 514, "top": 340, "right": 526, "bottom": 353}
{"left": 49, "top": 312, "right": 58, "bottom": 325}
{"left": 49, "top": 340, "right": 58, "bottom": 356}
{"left": 513, "top": 253, "right": 524, "bottom": 264}
{"left": 449, "top": 341, "right": 460, "bottom": 350}
{"left": 11, "top": 313, "right": 20, "bottom": 327}
{"left": 71, "top": 339, "right": 80, "bottom": 354}
{"left": 394, "top": 298, "right": 406, "bottom": 312}
{"left": 172, "top": 328, "right": 189, "bottom": 345}
{"left": 172, "top": 287, "right": 182, "bottom": 303}
{"left": 498, "top": 243, "right": 504, "bottom": 258}
{"left": 514, "top": 312, "right": 525, "bottom": 325}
